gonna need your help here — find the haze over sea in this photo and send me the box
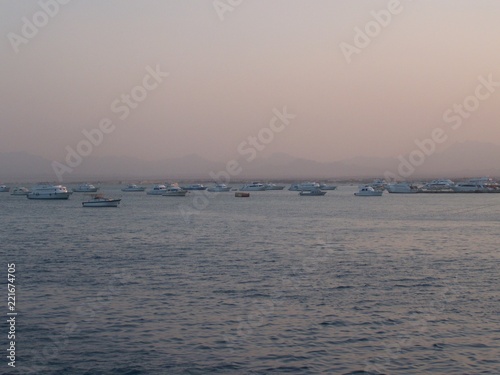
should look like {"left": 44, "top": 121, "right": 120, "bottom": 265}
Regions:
{"left": 2, "top": 185, "right": 499, "bottom": 374}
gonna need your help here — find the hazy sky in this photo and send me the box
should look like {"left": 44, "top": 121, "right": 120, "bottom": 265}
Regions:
{"left": 1, "top": 0, "right": 499, "bottom": 163}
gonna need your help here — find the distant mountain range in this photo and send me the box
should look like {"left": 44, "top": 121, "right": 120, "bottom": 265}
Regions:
{"left": 1, "top": 141, "right": 500, "bottom": 183}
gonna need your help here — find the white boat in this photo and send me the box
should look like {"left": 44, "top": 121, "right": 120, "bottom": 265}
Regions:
{"left": 319, "top": 183, "right": 337, "bottom": 190}
{"left": 82, "top": 194, "right": 121, "bottom": 207}
{"left": 299, "top": 188, "right": 326, "bottom": 196}
{"left": 421, "top": 179, "right": 454, "bottom": 191}
{"left": 27, "top": 184, "right": 71, "bottom": 199}
{"left": 207, "top": 183, "right": 231, "bottom": 192}
{"left": 163, "top": 186, "right": 188, "bottom": 196}
{"left": 451, "top": 182, "right": 488, "bottom": 193}
{"left": 181, "top": 184, "right": 207, "bottom": 191}
{"left": 467, "top": 177, "right": 500, "bottom": 190}
{"left": 369, "top": 179, "right": 387, "bottom": 191}
{"left": 264, "top": 183, "right": 285, "bottom": 190}
{"left": 354, "top": 186, "right": 383, "bottom": 196}
{"left": 10, "top": 187, "right": 30, "bottom": 196}
{"left": 146, "top": 184, "right": 168, "bottom": 195}
{"left": 386, "top": 182, "right": 419, "bottom": 194}
{"left": 289, "top": 182, "right": 321, "bottom": 191}
{"left": 121, "top": 184, "right": 146, "bottom": 192}
{"left": 73, "top": 183, "right": 98, "bottom": 192}
{"left": 240, "top": 182, "right": 266, "bottom": 191}
{"left": 0, "top": 185, "right": 10, "bottom": 192}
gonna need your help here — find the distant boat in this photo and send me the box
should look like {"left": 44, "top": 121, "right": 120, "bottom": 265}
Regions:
{"left": 10, "top": 187, "right": 30, "bottom": 196}
{"left": 121, "top": 184, "right": 146, "bottom": 192}
{"left": 299, "top": 188, "right": 326, "bottom": 196}
{"left": 355, "top": 186, "right": 383, "bottom": 196}
{"left": 386, "top": 182, "right": 419, "bottom": 194}
{"left": 289, "top": 182, "right": 321, "bottom": 191}
{"left": 235, "top": 191, "right": 250, "bottom": 197}
{"left": 207, "top": 183, "right": 231, "bottom": 192}
{"left": 240, "top": 182, "right": 266, "bottom": 191}
{"left": 319, "top": 183, "right": 337, "bottom": 190}
{"left": 73, "top": 183, "right": 98, "bottom": 192}
{"left": 27, "top": 184, "right": 71, "bottom": 199}
{"left": 146, "top": 184, "right": 168, "bottom": 195}
{"left": 181, "top": 184, "right": 207, "bottom": 191}
{"left": 163, "top": 186, "right": 188, "bottom": 197}
{"left": 0, "top": 185, "right": 10, "bottom": 192}
{"left": 82, "top": 194, "right": 121, "bottom": 207}
{"left": 421, "top": 179, "right": 454, "bottom": 191}
{"left": 264, "top": 183, "right": 285, "bottom": 190}
{"left": 369, "top": 179, "right": 387, "bottom": 191}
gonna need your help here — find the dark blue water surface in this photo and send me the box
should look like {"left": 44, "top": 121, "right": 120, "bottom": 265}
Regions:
{"left": 1, "top": 185, "right": 499, "bottom": 374}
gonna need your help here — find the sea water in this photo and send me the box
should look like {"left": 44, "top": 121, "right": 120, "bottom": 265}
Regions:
{"left": 1, "top": 185, "right": 499, "bottom": 374}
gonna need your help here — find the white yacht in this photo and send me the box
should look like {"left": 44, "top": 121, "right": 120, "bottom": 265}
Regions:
{"left": 163, "top": 186, "right": 188, "bottom": 196}
{"left": 421, "top": 179, "right": 454, "bottom": 190}
{"left": 386, "top": 182, "right": 419, "bottom": 194}
{"left": 73, "top": 183, "right": 98, "bottom": 192}
{"left": 207, "top": 183, "right": 231, "bottom": 192}
{"left": 82, "top": 194, "right": 121, "bottom": 207}
{"left": 0, "top": 185, "right": 10, "bottom": 192}
{"left": 264, "top": 183, "right": 285, "bottom": 190}
{"left": 121, "top": 184, "right": 146, "bottom": 192}
{"left": 27, "top": 184, "right": 71, "bottom": 199}
{"left": 10, "top": 187, "right": 30, "bottom": 196}
{"left": 147, "top": 184, "right": 168, "bottom": 195}
{"left": 355, "top": 186, "right": 383, "bottom": 196}
{"left": 289, "top": 182, "right": 321, "bottom": 191}
{"left": 240, "top": 182, "right": 266, "bottom": 191}
{"left": 467, "top": 177, "right": 500, "bottom": 190}
{"left": 181, "top": 184, "right": 207, "bottom": 191}
{"left": 451, "top": 182, "right": 488, "bottom": 193}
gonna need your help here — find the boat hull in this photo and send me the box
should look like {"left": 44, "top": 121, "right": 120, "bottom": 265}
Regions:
{"left": 82, "top": 199, "right": 121, "bottom": 207}
{"left": 27, "top": 193, "right": 70, "bottom": 199}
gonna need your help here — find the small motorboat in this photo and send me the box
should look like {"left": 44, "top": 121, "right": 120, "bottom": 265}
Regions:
{"left": 82, "top": 194, "right": 121, "bottom": 207}
{"left": 181, "top": 184, "right": 207, "bottom": 191}
{"left": 73, "top": 183, "right": 98, "bottom": 192}
{"left": 121, "top": 184, "right": 145, "bottom": 192}
{"left": 0, "top": 185, "right": 10, "bottom": 192}
{"left": 163, "top": 186, "right": 188, "bottom": 197}
{"left": 319, "top": 183, "right": 337, "bottom": 190}
{"left": 264, "top": 183, "right": 285, "bottom": 190}
{"left": 146, "top": 184, "right": 168, "bottom": 195}
{"left": 10, "top": 187, "right": 30, "bottom": 196}
{"left": 240, "top": 182, "right": 266, "bottom": 191}
{"left": 207, "top": 183, "right": 231, "bottom": 192}
{"left": 355, "top": 186, "right": 383, "bottom": 196}
{"left": 235, "top": 192, "right": 250, "bottom": 197}
{"left": 299, "top": 188, "right": 326, "bottom": 196}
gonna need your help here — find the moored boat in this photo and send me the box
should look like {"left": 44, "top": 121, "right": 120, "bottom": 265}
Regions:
{"left": 73, "top": 183, "right": 98, "bottom": 192}
{"left": 289, "top": 182, "right": 321, "bottom": 191}
{"left": 240, "top": 182, "right": 266, "bottom": 191}
{"left": 386, "top": 182, "right": 419, "bottom": 194}
{"left": 147, "top": 184, "right": 168, "bottom": 195}
{"left": 10, "top": 187, "right": 30, "bottom": 196}
{"left": 163, "top": 186, "right": 188, "bottom": 196}
{"left": 27, "top": 183, "right": 71, "bottom": 199}
{"left": 207, "top": 183, "right": 231, "bottom": 192}
{"left": 299, "top": 188, "right": 326, "bottom": 196}
{"left": 264, "top": 183, "right": 285, "bottom": 190}
{"left": 121, "top": 184, "right": 146, "bottom": 192}
{"left": 82, "top": 194, "right": 121, "bottom": 207}
{"left": 355, "top": 186, "right": 383, "bottom": 196}
{"left": 0, "top": 184, "right": 10, "bottom": 192}
{"left": 319, "top": 183, "right": 337, "bottom": 190}
{"left": 181, "top": 184, "right": 207, "bottom": 191}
